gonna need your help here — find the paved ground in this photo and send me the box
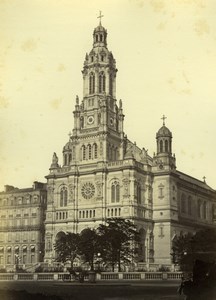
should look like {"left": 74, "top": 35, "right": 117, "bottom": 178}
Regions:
{"left": 0, "top": 280, "right": 185, "bottom": 300}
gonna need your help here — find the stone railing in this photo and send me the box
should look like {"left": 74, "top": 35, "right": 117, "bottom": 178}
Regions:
{"left": 0, "top": 271, "right": 183, "bottom": 281}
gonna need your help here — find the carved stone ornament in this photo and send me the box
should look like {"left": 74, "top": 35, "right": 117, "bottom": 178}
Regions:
{"left": 81, "top": 182, "right": 95, "bottom": 199}
{"left": 96, "top": 181, "right": 103, "bottom": 197}
{"left": 69, "top": 184, "right": 75, "bottom": 202}
{"left": 122, "top": 178, "right": 130, "bottom": 196}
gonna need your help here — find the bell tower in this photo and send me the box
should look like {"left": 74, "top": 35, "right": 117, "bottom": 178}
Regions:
{"left": 152, "top": 116, "right": 176, "bottom": 172}
{"left": 63, "top": 15, "right": 125, "bottom": 166}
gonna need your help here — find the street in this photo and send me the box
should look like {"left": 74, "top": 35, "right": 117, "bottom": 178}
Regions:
{"left": 0, "top": 280, "right": 185, "bottom": 300}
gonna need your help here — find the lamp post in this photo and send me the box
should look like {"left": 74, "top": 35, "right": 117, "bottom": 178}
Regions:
{"left": 97, "top": 252, "right": 101, "bottom": 271}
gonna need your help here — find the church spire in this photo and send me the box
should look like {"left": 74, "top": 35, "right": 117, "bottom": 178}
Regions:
{"left": 161, "top": 114, "right": 167, "bottom": 126}
{"left": 97, "top": 11, "right": 104, "bottom": 26}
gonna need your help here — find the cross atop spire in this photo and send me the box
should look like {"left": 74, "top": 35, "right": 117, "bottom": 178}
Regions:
{"left": 97, "top": 11, "right": 104, "bottom": 25}
{"left": 161, "top": 115, "right": 167, "bottom": 126}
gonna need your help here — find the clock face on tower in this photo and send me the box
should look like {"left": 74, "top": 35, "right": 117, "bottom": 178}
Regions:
{"left": 87, "top": 115, "right": 94, "bottom": 125}
{"left": 81, "top": 182, "right": 95, "bottom": 199}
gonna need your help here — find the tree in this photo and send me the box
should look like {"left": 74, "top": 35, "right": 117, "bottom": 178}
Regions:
{"left": 97, "top": 218, "right": 140, "bottom": 272}
{"left": 172, "top": 228, "right": 216, "bottom": 272}
{"left": 78, "top": 228, "right": 100, "bottom": 271}
{"left": 54, "top": 232, "right": 80, "bottom": 269}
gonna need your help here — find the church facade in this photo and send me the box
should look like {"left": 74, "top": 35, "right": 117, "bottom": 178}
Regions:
{"left": 0, "top": 21, "right": 216, "bottom": 271}
{"left": 43, "top": 22, "right": 216, "bottom": 266}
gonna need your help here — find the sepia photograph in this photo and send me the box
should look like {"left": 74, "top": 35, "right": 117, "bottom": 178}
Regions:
{"left": 0, "top": 1, "right": 216, "bottom": 299}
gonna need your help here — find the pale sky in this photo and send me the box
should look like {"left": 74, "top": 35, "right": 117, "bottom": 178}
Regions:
{"left": 0, "top": 0, "right": 216, "bottom": 191}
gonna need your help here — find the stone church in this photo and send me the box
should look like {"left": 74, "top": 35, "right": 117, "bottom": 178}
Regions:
{"left": 43, "top": 21, "right": 216, "bottom": 266}
{"left": 0, "top": 20, "right": 216, "bottom": 271}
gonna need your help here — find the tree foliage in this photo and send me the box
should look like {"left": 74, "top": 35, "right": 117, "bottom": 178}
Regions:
{"left": 78, "top": 228, "right": 100, "bottom": 271}
{"left": 97, "top": 218, "right": 140, "bottom": 271}
{"left": 53, "top": 219, "right": 140, "bottom": 272}
{"left": 54, "top": 232, "right": 80, "bottom": 269}
{"left": 172, "top": 228, "right": 216, "bottom": 271}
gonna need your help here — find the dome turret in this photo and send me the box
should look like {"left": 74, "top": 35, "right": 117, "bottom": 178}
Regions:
{"left": 156, "top": 125, "right": 172, "bottom": 138}
{"left": 156, "top": 116, "right": 172, "bottom": 155}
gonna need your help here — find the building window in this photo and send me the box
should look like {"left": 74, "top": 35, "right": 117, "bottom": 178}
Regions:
{"left": 160, "top": 140, "right": 163, "bottom": 152}
{"left": 165, "top": 140, "right": 168, "bottom": 152}
{"left": 60, "top": 187, "right": 68, "bottom": 207}
{"left": 99, "top": 72, "right": 106, "bottom": 93}
{"left": 82, "top": 145, "right": 86, "bottom": 160}
{"left": 88, "top": 144, "right": 92, "bottom": 159}
{"left": 111, "top": 181, "right": 120, "bottom": 203}
{"left": 89, "top": 73, "right": 95, "bottom": 94}
{"left": 7, "top": 255, "right": 11, "bottom": 264}
{"left": 31, "top": 255, "right": 35, "bottom": 263}
{"left": 137, "top": 183, "right": 141, "bottom": 204}
{"left": 93, "top": 143, "right": 98, "bottom": 159}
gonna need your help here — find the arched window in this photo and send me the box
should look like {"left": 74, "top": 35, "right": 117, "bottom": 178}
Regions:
{"left": 88, "top": 144, "right": 92, "bottom": 159}
{"left": 99, "top": 72, "right": 106, "bottom": 93}
{"left": 111, "top": 181, "right": 120, "bottom": 203}
{"left": 82, "top": 145, "right": 86, "bottom": 160}
{"left": 181, "top": 194, "right": 186, "bottom": 213}
{"left": 160, "top": 140, "right": 163, "bottom": 152}
{"left": 89, "top": 73, "right": 95, "bottom": 94}
{"left": 137, "top": 183, "right": 141, "bottom": 204}
{"left": 93, "top": 143, "right": 98, "bottom": 159}
{"left": 60, "top": 186, "right": 68, "bottom": 207}
{"left": 100, "top": 34, "right": 103, "bottom": 42}
{"left": 165, "top": 140, "right": 168, "bottom": 152}
{"left": 69, "top": 153, "right": 72, "bottom": 164}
